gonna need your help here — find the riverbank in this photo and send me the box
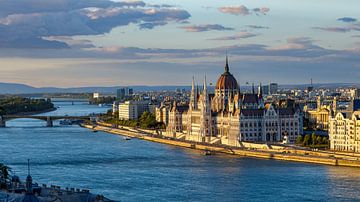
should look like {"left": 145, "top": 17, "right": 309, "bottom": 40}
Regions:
{"left": 83, "top": 123, "right": 360, "bottom": 168}
{"left": 12, "top": 107, "right": 57, "bottom": 116}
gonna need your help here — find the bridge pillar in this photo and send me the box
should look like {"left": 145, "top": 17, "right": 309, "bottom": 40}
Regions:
{"left": 0, "top": 116, "right": 5, "bottom": 127}
{"left": 46, "top": 117, "right": 53, "bottom": 127}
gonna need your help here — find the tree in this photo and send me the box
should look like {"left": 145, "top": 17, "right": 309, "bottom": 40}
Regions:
{"left": 296, "top": 135, "right": 304, "bottom": 145}
{"left": 316, "top": 136, "right": 322, "bottom": 145}
{"left": 322, "top": 137, "right": 329, "bottom": 145}
{"left": 303, "top": 135, "right": 311, "bottom": 146}
{"left": 311, "top": 133, "right": 317, "bottom": 145}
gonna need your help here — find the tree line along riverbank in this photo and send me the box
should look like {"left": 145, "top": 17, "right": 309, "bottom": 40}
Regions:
{"left": 0, "top": 96, "right": 55, "bottom": 115}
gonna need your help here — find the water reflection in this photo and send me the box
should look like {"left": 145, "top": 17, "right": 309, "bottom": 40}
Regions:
{"left": 326, "top": 166, "right": 360, "bottom": 201}
{"left": 1, "top": 101, "right": 360, "bottom": 201}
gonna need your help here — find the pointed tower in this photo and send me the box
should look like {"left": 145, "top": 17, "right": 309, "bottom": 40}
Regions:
{"left": 190, "top": 77, "right": 197, "bottom": 110}
{"left": 199, "top": 76, "right": 212, "bottom": 142}
{"left": 225, "top": 53, "right": 229, "bottom": 73}
{"left": 203, "top": 76, "right": 210, "bottom": 112}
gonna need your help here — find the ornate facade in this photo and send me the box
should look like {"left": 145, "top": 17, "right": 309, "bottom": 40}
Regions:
{"left": 329, "top": 111, "right": 360, "bottom": 153}
{"left": 165, "top": 57, "right": 303, "bottom": 145}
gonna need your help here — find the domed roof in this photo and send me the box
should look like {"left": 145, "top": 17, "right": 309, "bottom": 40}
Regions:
{"left": 215, "top": 56, "right": 239, "bottom": 91}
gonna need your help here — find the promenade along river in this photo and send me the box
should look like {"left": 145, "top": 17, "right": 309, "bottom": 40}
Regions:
{"left": 1, "top": 101, "right": 360, "bottom": 201}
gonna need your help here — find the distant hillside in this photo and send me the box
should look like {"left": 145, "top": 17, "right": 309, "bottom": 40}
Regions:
{"left": 0, "top": 82, "right": 191, "bottom": 94}
{"left": 0, "top": 82, "right": 359, "bottom": 95}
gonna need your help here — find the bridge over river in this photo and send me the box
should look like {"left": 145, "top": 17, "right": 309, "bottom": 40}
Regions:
{"left": 0, "top": 115, "right": 91, "bottom": 127}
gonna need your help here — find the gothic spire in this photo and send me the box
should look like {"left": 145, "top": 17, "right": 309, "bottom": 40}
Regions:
{"left": 224, "top": 53, "right": 229, "bottom": 73}
{"left": 203, "top": 76, "right": 207, "bottom": 94}
{"left": 190, "top": 76, "right": 197, "bottom": 110}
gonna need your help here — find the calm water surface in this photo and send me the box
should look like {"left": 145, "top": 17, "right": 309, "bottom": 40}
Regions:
{"left": 0, "top": 101, "right": 360, "bottom": 201}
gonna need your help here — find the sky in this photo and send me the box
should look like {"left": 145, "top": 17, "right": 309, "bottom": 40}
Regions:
{"left": 0, "top": 0, "right": 359, "bottom": 87}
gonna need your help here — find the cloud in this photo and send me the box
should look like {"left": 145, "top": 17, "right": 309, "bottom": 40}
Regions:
{"left": 218, "top": 5, "right": 270, "bottom": 16}
{"left": 43, "top": 36, "right": 95, "bottom": 49}
{"left": 337, "top": 17, "right": 357, "bottom": 23}
{"left": 0, "top": 0, "right": 191, "bottom": 48}
{"left": 312, "top": 26, "right": 352, "bottom": 33}
{"left": 247, "top": 25, "right": 269, "bottom": 29}
{"left": 1, "top": 41, "right": 360, "bottom": 87}
{"left": 179, "top": 24, "right": 234, "bottom": 32}
{"left": 312, "top": 22, "right": 360, "bottom": 33}
{"left": 352, "top": 35, "right": 360, "bottom": 38}
{"left": 208, "top": 32, "right": 259, "bottom": 40}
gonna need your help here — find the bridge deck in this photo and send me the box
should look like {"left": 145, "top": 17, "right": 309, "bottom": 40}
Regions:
{"left": 2, "top": 115, "right": 90, "bottom": 121}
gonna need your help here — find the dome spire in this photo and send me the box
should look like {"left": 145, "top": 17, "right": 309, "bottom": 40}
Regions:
{"left": 225, "top": 52, "right": 229, "bottom": 73}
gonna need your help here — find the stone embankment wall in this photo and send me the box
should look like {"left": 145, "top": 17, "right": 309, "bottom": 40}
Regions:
{"left": 84, "top": 123, "right": 360, "bottom": 168}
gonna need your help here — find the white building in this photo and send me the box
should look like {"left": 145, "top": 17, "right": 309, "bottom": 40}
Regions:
{"left": 93, "top": 92, "right": 100, "bottom": 99}
{"left": 329, "top": 112, "right": 360, "bottom": 153}
{"left": 329, "top": 99, "right": 360, "bottom": 153}
{"left": 118, "top": 100, "right": 150, "bottom": 120}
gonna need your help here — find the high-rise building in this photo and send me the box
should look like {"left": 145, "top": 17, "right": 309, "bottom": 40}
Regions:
{"left": 116, "top": 87, "right": 133, "bottom": 100}
{"left": 262, "top": 85, "right": 269, "bottom": 95}
{"left": 269, "top": 83, "right": 278, "bottom": 95}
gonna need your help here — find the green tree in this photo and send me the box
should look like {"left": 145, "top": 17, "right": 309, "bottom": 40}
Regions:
{"left": 322, "top": 136, "right": 329, "bottom": 145}
{"left": 316, "top": 136, "right": 322, "bottom": 145}
{"left": 296, "top": 135, "right": 304, "bottom": 145}
{"left": 311, "top": 133, "right": 317, "bottom": 145}
{"left": 303, "top": 135, "right": 311, "bottom": 146}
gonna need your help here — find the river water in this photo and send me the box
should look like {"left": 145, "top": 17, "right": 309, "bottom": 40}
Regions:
{"left": 0, "top": 101, "right": 360, "bottom": 202}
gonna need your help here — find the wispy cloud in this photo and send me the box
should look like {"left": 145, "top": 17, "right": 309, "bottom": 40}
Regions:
{"left": 312, "top": 26, "right": 352, "bottom": 33}
{"left": 218, "top": 5, "right": 270, "bottom": 16}
{"left": 208, "top": 32, "right": 259, "bottom": 40}
{"left": 312, "top": 22, "right": 360, "bottom": 33}
{"left": 247, "top": 25, "right": 269, "bottom": 29}
{"left": 179, "top": 24, "right": 234, "bottom": 32}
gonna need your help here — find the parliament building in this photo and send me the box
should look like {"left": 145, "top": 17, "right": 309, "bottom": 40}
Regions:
{"left": 165, "top": 57, "right": 303, "bottom": 146}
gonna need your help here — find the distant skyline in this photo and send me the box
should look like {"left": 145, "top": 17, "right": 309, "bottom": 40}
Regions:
{"left": 0, "top": 0, "right": 360, "bottom": 87}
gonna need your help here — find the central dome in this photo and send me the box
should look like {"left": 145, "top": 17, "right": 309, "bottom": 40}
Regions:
{"left": 215, "top": 57, "right": 239, "bottom": 91}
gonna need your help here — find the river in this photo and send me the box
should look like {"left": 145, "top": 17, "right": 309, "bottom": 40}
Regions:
{"left": 0, "top": 101, "right": 360, "bottom": 201}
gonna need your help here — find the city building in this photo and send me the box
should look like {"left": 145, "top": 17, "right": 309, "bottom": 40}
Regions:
{"left": 350, "top": 88, "right": 360, "bottom": 99}
{"left": 155, "top": 103, "right": 170, "bottom": 125}
{"left": 305, "top": 96, "right": 336, "bottom": 130}
{"left": 116, "top": 87, "right": 133, "bottom": 100}
{"left": 93, "top": 92, "right": 100, "bottom": 99}
{"left": 112, "top": 101, "right": 119, "bottom": 116}
{"left": 118, "top": 100, "right": 150, "bottom": 120}
{"left": 269, "top": 83, "right": 278, "bottom": 95}
{"left": 166, "top": 57, "right": 302, "bottom": 145}
{"left": 329, "top": 110, "right": 360, "bottom": 153}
